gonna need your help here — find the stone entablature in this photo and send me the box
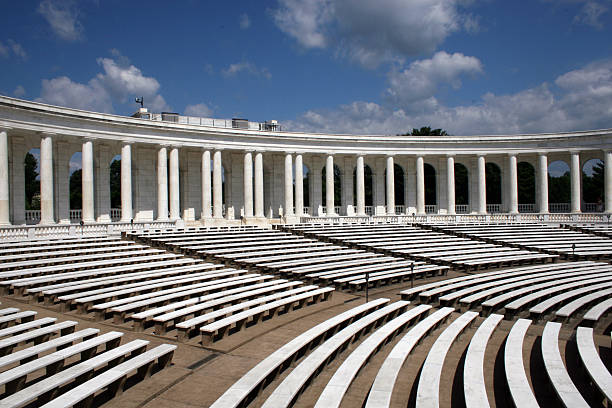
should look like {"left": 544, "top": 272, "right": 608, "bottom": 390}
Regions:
{"left": 0, "top": 95, "right": 611, "bottom": 225}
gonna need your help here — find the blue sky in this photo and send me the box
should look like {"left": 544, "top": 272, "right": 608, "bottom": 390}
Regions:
{"left": 1, "top": 0, "right": 612, "bottom": 137}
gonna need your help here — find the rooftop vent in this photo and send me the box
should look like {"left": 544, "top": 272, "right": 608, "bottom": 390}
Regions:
{"left": 161, "top": 112, "right": 179, "bottom": 123}
{"left": 232, "top": 118, "right": 249, "bottom": 129}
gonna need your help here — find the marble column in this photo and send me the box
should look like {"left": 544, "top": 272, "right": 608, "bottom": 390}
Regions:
{"left": 157, "top": 146, "right": 169, "bottom": 221}
{"left": 447, "top": 155, "right": 455, "bottom": 215}
{"left": 284, "top": 153, "right": 294, "bottom": 216}
{"left": 538, "top": 153, "right": 549, "bottom": 213}
{"left": 0, "top": 129, "right": 10, "bottom": 225}
{"left": 201, "top": 150, "right": 211, "bottom": 219}
{"left": 40, "top": 133, "right": 55, "bottom": 224}
{"left": 416, "top": 155, "right": 425, "bottom": 215}
{"left": 477, "top": 154, "right": 486, "bottom": 214}
{"left": 326, "top": 154, "right": 335, "bottom": 216}
{"left": 294, "top": 154, "right": 303, "bottom": 216}
{"left": 356, "top": 155, "right": 366, "bottom": 216}
{"left": 169, "top": 147, "right": 180, "bottom": 220}
{"left": 120, "top": 143, "right": 132, "bottom": 222}
{"left": 254, "top": 151, "right": 264, "bottom": 218}
{"left": 508, "top": 154, "right": 518, "bottom": 214}
{"left": 213, "top": 150, "right": 223, "bottom": 218}
{"left": 570, "top": 151, "right": 581, "bottom": 213}
{"left": 605, "top": 150, "right": 612, "bottom": 214}
{"left": 386, "top": 155, "right": 395, "bottom": 215}
{"left": 243, "top": 151, "right": 253, "bottom": 218}
{"left": 81, "top": 139, "right": 95, "bottom": 223}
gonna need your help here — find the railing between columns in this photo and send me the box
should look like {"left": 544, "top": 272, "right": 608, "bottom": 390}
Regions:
{"left": 394, "top": 205, "right": 405, "bottom": 214}
{"left": 486, "top": 204, "right": 501, "bottom": 213}
{"left": 518, "top": 204, "right": 536, "bottom": 213}
{"left": 550, "top": 203, "right": 570, "bottom": 213}
{"left": 425, "top": 205, "right": 438, "bottom": 214}
{"left": 365, "top": 206, "right": 373, "bottom": 216}
{"left": 455, "top": 205, "right": 469, "bottom": 214}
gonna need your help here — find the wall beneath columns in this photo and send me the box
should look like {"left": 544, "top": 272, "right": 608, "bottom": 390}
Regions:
{"left": 9, "top": 136, "right": 25, "bottom": 225}
{"left": 133, "top": 145, "right": 155, "bottom": 221}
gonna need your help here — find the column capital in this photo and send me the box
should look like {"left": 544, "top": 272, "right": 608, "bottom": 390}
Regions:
{"left": 385, "top": 153, "right": 395, "bottom": 157}
{"left": 506, "top": 152, "right": 518, "bottom": 158}
{"left": 38, "top": 131, "right": 56, "bottom": 138}
{"left": 477, "top": 153, "right": 486, "bottom": 158}
{"left": 243, "top": 149, "right": 255, "bottom": 153}
{"left": 569, "top": 149, "right": 581, "bottom": 155}
{"left": 537, "top": 151, "right": 548, "bottom": 157}
{"left": 446, "top": 153, "right": 455, "bottom": 158}
{"left": 120, "top": 139, "right": 135, "bottom": 145}
{"left": 285, "top": 151, "right": 294, "bottom": 156}
{"left": 0, "top": 126, "right": 12, "bottom": 133}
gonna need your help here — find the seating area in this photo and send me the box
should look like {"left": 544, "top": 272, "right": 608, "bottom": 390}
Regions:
{"left": 212, "top": 295, "right": 611, "bottom": 408}
{"left": 0, "top": 234, "right": 333, "bottom": 345}
{"left": 426, "top": 222, "right": 612, "bottom": 260}
{"left": 0, "top": 303, "right": 175, "bottom": 408}
{"left": 126, "top": 226, "right": 448, "bottom": 291}
{"left": 280, "top": 222, "right": 557, "bottom": 271}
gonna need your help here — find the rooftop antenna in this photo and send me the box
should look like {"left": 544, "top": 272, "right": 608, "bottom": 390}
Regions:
{"left": 135, "top": 97, "right": 144, "bottom": 108}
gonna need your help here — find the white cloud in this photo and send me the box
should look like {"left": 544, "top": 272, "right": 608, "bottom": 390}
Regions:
{"left": 222, "top": 61, "right": 271, "bottom": 79}
{"left": 574, "top": 1, "right": 608, "bottom": 29}
{"left": 284, "top": 59, "right": 612, "bottom": 136}
{"left": 386, "top": 51, "right": 483, "bottom": 107}
{"left": 13, "top": 85, "right": 26, "bottom": 98}
{"left": 36, "top": 52, "right": 171, "bottom": 113}
{"left": 240, "top": 13, "right": 251, "bottom": 29}
{"left": 273, "top": 0, "right": 476, "bottom": 67}
{"left": 0, "top": 39, "right": 27, "bottom": 59}
{"left": 184, "top": 103, "right": 214, "bottom": 117}
{"left": 37, "top": 0, "right": 84, "bottom": 41}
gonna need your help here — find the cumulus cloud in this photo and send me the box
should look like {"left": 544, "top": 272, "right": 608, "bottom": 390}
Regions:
{"left": 573, "top": 1, "right": 608, "bottom": 29}
{"left": 386, "top": 51, "right": 483, "bottom": 107}
{"left": 37, "top": 0, "right": 84, "bottom": 41}
{"left": 184, "top": 103, "right": 214, "bottom": 117}
{"left": 222, "top": 61, "right": 271, "bottom": 79}
{"left": 0, "top": 39, "right": 27, "bottom": 59}
{"left": 240, "top": 13, "right": 251, "bottom": 29}
{"left": 37, "top": 51, "right": 171, "bottom": 113}
{"left": 284, "top": 59, "right": 612, "bottom": 136}
{"left": 13, "top": 85, "right": 26, "bottom": 98}
{"left": 273, "top": 0, "right": 476, "bottom": 67}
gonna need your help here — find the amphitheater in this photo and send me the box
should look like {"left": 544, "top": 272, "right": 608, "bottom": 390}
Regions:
{"left": 0, "top": 95, "right": 610, "bottom": 407}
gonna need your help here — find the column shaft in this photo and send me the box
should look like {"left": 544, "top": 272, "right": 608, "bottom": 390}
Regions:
{"left": 243, "top": 151, "right": 253, "bottom": 217}
{"left": 386, "top": 156, "right": 395, "bottom": 214}
{"left": 284, "top": 153, "right": 294, "bottom": 216}
{"left": 157, "top": 147, "right": 169, "bottom": 220}
{"left": 295, "top": 154, "right": 303, "bottom": 216}
{"left": 416, "top": 156, "right": 425, "bottom": 215}
{"left": 201, "top": 150, "right": 211, "bottom": 219}
{"left": 538, "top": 153, "right": 549, "bottom": 213}
{"left": 326, "top": 154, "right": 335, "bottom": 215}
{"left": 81, "top": 140, "right": 95, "bottom": 222}
{"left": 605, "top": 150, "right": 612, "bottom": 213}
{"left": 169, "top": 147, "right": 180, "bottom": 220}
{"left": 477, "top": 155, "right": 486, "bottom": 214}
{"left": 0, "top": 130, "right": 9, "bottom": 225}
{"left": 447, "top": 156, "right": 455, "bottom": 215}
{"left": 40, "top": 134, "right": 54, "bottom": 224}
{"left": 508, "top": 154, "right": 518, "bottom": 214}
{"left": 213, "top": 150, "right": 223, "bottom": 218}
{"left": 356, "top": 155, "right": 366, "bottom": 216}
{"left": 254, "top": 152, "right": 264, "bottom": 217}
{"left": 120, "top": 144, "right": 132, "bottom": 222}
{"left": 570, "top": 152, "right": 581, "bottom": 213}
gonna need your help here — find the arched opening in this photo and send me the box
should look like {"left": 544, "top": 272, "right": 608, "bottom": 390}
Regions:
{"left": 517, "top": 162, "right": 536, "bottom": 212}
{"left": 321, "top": 164, "right": 342, "bottom": 212}
{"left": 110, "top": 155, "right": 121, "bottom": 221}
{"left": 424, "top": 163, "right": 436, "bottom": 211}
{"left": 69, "top": 152, "right": 82, "bottom": 224}
{"left": 548, "top": 160, "right": 570, "bottom": 212}
{"left": 24, "top": 148, "right": 40, "bottom": 224}
{"left": 384, "top": 164, "right": 405, "bottom": 208}
{"left": 302, "top": 165, "right": 310, "bottom": 214}
{"left": 454, "top": 163, "right": 469, "bottom": 213}
{"left": 582, "top": 158, "right": 604, "bottom": 212}
{"left": 352, "top": 165, "right": 374, "bottom": 214}
{"left": 485, "top": 163, "right": 502, "bottom": 212}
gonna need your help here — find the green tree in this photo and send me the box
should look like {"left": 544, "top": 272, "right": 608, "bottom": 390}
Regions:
{"left": 24, "top": 152, "right": 40, "bottom": 210}
{"left": 110, "top": 159, "right": 121, "bottom": 208}
{"left": 517, "top": 162, "right": 535, "bottom": 204}
{"left": 582, "top": 161, "right": 604, "bottom": 203}
{"left": 549, "top": 172, "right": 570, "bottom": 203}
{"left": 485, "top": 163, "right": 501, "bottom": 204}
{"left": 70, "top": 169, "right": 82, "bottom": 209}
{"left": 399, "top": 127, "right": 449, "bottom": 136}
{"left": 455, "top": 164, "right": 468, "bottom": 205}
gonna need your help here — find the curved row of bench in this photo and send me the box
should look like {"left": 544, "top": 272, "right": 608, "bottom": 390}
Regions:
{"left": 0, "top": 304, "right": 175, "bottom": 408}
{"left": 280, "top": 222, "right": 557, "bottom": 271}
{"left": 212, "top": 300, "right": 611, "bottom": 408}
{"left": 127, "top": 227, "right": 447, "bottom": 291}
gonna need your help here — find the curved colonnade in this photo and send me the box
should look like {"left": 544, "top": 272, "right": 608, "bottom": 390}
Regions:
{"left": 1, "top": 95, "right": 611, "bottom": 226}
